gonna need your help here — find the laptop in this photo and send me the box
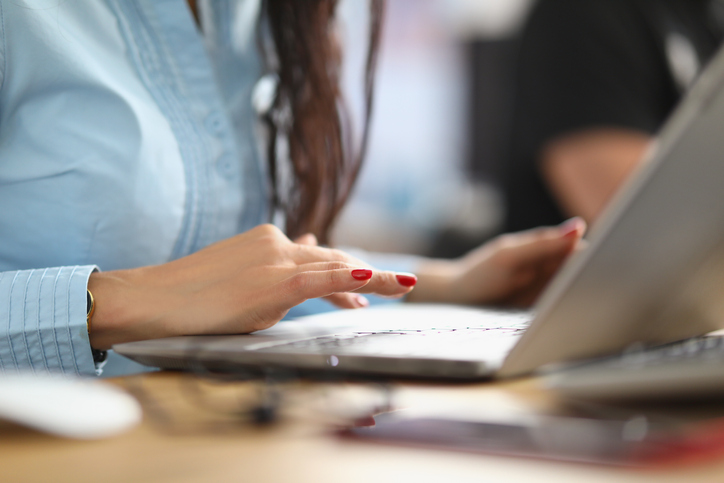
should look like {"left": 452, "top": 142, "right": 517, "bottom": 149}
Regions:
{"left": 114, "top": 45, "right": 724, "bottom": 381}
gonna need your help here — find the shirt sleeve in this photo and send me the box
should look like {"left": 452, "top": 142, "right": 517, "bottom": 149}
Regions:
{"left": 0, "top": 266, "right": 98, "bottom": 376}
{"left": 513, "top": 0, "right": 677, "bottom": 160}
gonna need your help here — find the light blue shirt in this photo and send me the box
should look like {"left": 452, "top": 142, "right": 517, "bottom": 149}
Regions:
{"left": 0, "top": 0, "right": 412, "bottom": 376}
{"left": 0, "top": 0, "right": 271, "bottom": 376}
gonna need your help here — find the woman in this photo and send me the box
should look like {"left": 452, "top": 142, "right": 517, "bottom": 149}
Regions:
{"left": 0, "top": 0, "right": 584, "bottom": 375}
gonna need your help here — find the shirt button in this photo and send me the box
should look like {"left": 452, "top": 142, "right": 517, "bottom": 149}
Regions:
{"left": 204, "top": 111, "right": 226, "bottom": 136}
{"left": 216, "top": 154, "right": 239, "bottom": 179}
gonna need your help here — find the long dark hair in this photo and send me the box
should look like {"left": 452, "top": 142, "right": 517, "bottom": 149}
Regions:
{"left": 262, "top": 0, "right": 385, "bottom": 244}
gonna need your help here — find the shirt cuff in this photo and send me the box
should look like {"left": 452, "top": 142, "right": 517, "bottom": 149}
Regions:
{"left": 0, "top": 266, "right": 98, "bottom": 376}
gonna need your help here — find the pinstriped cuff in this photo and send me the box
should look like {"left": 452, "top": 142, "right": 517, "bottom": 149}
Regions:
{"left": 0, "top": 266, "right": 98, "bottom": 376}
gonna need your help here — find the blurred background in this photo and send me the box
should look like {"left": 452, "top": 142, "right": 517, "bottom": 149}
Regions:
{"left": 332, "top": 0, "right": 724, "bottom": 259}
{"left": 334, "top": 0, "right": 534, "bottom": 258}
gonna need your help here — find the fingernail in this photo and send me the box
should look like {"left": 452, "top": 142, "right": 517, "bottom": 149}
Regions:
{"left": 351, "top": 269, "right": 373, "bottom": 281}
{"left": 353, "top": 294, "right": 369, "bottom": 308}
{"left": 559, "top": 217, "right": 584, "bottom": 238}
{"left": 396, "top": 273, "right": 417, "bottom": 287}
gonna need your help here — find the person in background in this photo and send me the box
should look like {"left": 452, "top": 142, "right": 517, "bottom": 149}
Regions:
{"left": 503, "top": 0, "right": 724, "bottom": 232}
{"left": 0, "top": 0, "right": 584, "bottom": 376}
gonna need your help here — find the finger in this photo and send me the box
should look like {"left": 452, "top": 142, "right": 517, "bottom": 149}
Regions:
{"left": 276, "top": 268, "right": 417, "bottom": 310}
{"left": 294, "top": 261, "right": 418, "bottom": 297}
{"left": 352, "top": 271, "right": 417, "bottom": 297}
{"left": 501, "top": 245, "right": 575, "bottom": 308}
{"left": 559, "top": 216, "right": 587, "bottom": 238}
{"left": 297, "top": 261, "right": 357, "bottom": 272}
{"left": 497, "top": 218, "right": 586, "bottom": 267}
{"left": 296, "top": 263, "right": 415, "bottom": 300}
{"left": 296, "top": 262, "right": 415, "bottom": 296}
{"left": 294, "top": 233, "right": 318, "bottom": 246}
{"left": 323, "top": 292, "right": 370, "bottom": 309}
{"left": 506, "top": 217, "right": 586, "bottom": 250}
{"left": 290, "top": 243, "right": 367, "bottom": 266}
{"left": 276, "top": 268, "right": 374, "bottom": 309}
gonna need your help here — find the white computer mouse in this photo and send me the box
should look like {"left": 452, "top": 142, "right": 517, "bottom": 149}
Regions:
{"left": 0, "top": 373, "right": 142, "bottom": 439}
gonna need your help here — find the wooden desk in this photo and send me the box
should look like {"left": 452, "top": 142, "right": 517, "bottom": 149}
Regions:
{"left": 4, "top": 372, "right": 724, "bottom": 483}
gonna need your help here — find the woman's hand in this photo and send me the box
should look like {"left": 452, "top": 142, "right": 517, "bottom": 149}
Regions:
{"left": 87, "top": 224, "right": 417, "bottom": 350}
{"left": 407, "top": 218, "right": 586, "bottom": 307}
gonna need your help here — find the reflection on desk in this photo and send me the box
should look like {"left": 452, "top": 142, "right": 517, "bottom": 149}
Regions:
{"left": 4, "top": 372, "right": 724, "bottom": 483}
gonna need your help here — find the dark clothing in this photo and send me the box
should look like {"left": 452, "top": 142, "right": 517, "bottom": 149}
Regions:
{"left": 503, "top": 0, "right": 724, "bottom": 232}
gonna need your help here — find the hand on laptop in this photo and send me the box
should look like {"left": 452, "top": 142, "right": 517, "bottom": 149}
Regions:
{"left": 85, "top": 224, "right": 418, "bottom": 350}
{"left": 84, "top": 220, "right": 584, "bottom": 350}
{"left": 407, "top": 218, "right": 586, "bottom": 307}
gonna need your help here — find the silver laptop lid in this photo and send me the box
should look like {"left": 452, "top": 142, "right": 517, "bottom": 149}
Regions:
{"left": 499, "top": 45, "right": 724, "bottom": 377}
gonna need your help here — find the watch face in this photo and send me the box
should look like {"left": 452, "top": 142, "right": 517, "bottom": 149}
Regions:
{"left": 86, "top": 290, "right": 95, "bottom": 336}
{"left": 92, "top": 349, "right": 108, "bottom": 364}
{"left": 87, "top": 290, "right": 93, "bottom": 315}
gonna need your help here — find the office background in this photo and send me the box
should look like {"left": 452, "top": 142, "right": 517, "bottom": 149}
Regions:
{"left": 333, "top": 0, "right": 534, "bottom": 257}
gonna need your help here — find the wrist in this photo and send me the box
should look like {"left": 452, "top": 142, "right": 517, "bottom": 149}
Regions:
{"left": 87, "top": 269, "right": 162, "bottom": 350}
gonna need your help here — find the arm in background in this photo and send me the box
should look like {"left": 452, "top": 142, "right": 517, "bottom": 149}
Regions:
{"left": 541, "top": 128, "right": 653, "bottom": 223}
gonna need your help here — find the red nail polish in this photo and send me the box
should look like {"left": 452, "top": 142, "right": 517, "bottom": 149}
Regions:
{"left": 396, "top": 274, "right": 417, "bottom": 287}
{"left": 559, "top": 217, "right": 584, "bottom": 238}
{"left": 562, "top": 227, "right": 580, "bottom": 239}
{"left": 351, "top": 269, "right": 373, "bottom": 281}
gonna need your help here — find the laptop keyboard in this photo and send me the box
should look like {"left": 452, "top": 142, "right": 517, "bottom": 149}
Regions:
{"left": 255, "top": 326, "right": 526, "bottom": 360}
{"left": 546, "top": 334, "right": 724, "bottom": 401}
{"left": 596, "top": 334, "right": 724, "bottom": 368}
